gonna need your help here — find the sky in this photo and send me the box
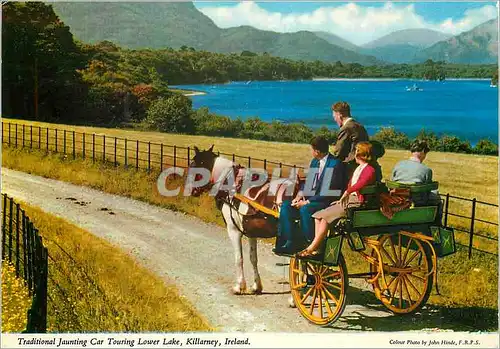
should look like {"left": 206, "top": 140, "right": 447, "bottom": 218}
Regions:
{"left": 193, "top": 1, "right": 499, "bottom": 46}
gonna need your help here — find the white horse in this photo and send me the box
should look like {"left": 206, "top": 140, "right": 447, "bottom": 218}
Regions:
{"left": 188, "top": 146, "right": 298, "bottom": 295}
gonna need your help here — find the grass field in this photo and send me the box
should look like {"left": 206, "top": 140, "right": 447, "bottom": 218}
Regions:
{"left": 14, "top": 200, "right": 212, "bottom": 332}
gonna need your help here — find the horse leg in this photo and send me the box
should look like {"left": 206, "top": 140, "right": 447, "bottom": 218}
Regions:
{"left": 223, "top": 205, "right": 247, "bottom": 295}
{"left": 248, "top": 238, "right": 263, "bottom": 294}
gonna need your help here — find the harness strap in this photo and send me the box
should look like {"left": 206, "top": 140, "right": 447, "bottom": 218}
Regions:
{"left": 234, "top": 193, "right": 279, "bottom": 218}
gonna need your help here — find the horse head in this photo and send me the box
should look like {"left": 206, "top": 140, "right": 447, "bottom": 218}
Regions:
{"left": 188, "top": 144, "right": 218, "bottom": 197}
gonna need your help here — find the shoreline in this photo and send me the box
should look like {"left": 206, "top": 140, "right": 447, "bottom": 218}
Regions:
{"left": 168, "top": 88, "right": 207, "bottom": 96}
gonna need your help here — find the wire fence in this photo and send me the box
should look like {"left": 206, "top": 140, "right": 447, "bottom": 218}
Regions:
{"left": 2, "top": 121, "right": 497, "bottom": 259}
{"left": 1, "top": 193, "right": 48, "bottom": 333}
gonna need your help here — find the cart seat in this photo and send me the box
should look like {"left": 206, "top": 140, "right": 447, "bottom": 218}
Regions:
{"left": 350, "top": 205, "right": 438, "bottom": 228}
{"left": 385, "top": 180, "right": 439, "bottom": 193}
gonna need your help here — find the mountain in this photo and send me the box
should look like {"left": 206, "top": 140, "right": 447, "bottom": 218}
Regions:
{"left": 50, "top": 2, "right": 381, "bottom": 65}
{"left": 313, "top": 31, "right": 361, "bottom": 52}
{"left": 359, "top": 29, "right": 453, "bottom": 63}
{"left": 363, "top": 29, "right": 452, "bottom": 49}
{"left": 414, "top": 18, "right": 498, "bottom": 64}
{"left": 211, "top": 27, "right": 380, "bottom": 65}
{"left": 51, "top": 2, "right": 221, "bottom": 49}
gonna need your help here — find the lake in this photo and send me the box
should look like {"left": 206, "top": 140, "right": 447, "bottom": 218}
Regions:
{"left": 173, "top": 79, "right": 499, "bottom": 145}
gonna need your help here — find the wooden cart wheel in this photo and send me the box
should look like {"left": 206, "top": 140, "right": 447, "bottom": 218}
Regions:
{"left": 289, "top": 254, "right": 348, "bottom": 326}
{"left": 370, "top": 232, "right": 433, "bottom": 314}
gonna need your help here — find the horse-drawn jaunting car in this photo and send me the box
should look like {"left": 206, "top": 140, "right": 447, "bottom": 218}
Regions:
{"left": 274, "top": 181, "right": 456, "bottom": 326}
{"left": 188, "top": 146, "right": 456, "bottom": 326}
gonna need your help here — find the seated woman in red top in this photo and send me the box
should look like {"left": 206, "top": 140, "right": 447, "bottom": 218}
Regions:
{"left": 298, "top": 141, "right": 377, "bottom": 257}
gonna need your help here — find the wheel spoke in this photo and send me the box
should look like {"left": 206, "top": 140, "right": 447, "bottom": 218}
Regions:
{"left": 300, "top": 286, "right": 314, "bottom": 304}
{"left": 385, "top": 275, "right": 397, "bottom": 290}
{"left": 292, "top": 283, "right": 307, "bottom": 290}
{"left": 401, "top": 238, "right": 413, "bottom": 266}
{"left": 323, "top": 270, "right": 341, "bottom": 279}
{"left": 398, "top": 233, "right": 402, "bottom": 263}
{"left": 398, "top": 275, "right": 403, "bottom": 309}
{"left": 318, "top": 289, "right": 323, "bottom": 319}
{"left": 320, "top": 287, "right": 334, "bottom": 316}
{"left": 380, "top": 245, "right": 397, "bottom": 266}
{"left": 323, "top": 280, "right": 342, "bottom": 291}
{"left": 388, "top": 237, "right": 399, "bottom": 264}
{"left": 388, "top": 277, "right": 400, "bottom": 304}
{"left": 322, "top": 284, "right": 339, "bottom": 305}
{"left": 404, "top": 274, "right": 422, "bottom": 298}
{"left": 309, "top": 289, "right": 318, "bottom": 315}
{"left": 402, "top": 276, "right": 413, "bottom": 306}
{"left": 404, "top": 249, "right": 422, "bottom": 267}
{"left": 407, "top": 273, "right": 425, "bottom": 282}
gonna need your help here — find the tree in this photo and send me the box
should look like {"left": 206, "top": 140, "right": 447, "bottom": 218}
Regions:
{"left": 145, "top": 95, "right": 194, "bottom": 133}
{"left": 473, "top": 139, "right": 498, "bottom": 155}
{"left": 492, "top": 70, "right": 498, "bottom": 86}
{"left": 2, "top": 2, "right": 86, "bottom": 121}
{"left": 372, "top": 127, "right": 410, "bottom": 149}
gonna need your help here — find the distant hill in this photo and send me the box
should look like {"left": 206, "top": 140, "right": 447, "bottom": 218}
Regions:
{"left": 414, "top": 18, "right": 498, "bottom": 64}
{"left": 51, "top": 2, "right": 381, "bottom": 65}
{"left": 363, "top": 29, "right": 452, "bottom": 49}
{"left": 51, "top": 2, "right": 221, "bottom": 50}
{"left": 313, "top": 31, "right": 361, "bottom": 52}
{"left": 359, "top": 29, "right": 452, "bottom": 63}
{"left": 212, "top": 27, "right": 380, "bottom": 64}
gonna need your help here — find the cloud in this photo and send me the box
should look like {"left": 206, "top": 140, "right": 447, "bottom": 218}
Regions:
{"left": 197, "top": 2, "right": 498, "bottom": 46}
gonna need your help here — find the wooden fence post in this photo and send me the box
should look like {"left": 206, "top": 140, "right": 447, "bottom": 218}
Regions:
{"left": 15, "top": 123, "right": 18, "bottom": 147}
{"left": 8, "top": 123, "right": 11, "bottom": 145}
{"left": 92, "top": 134, "right": 95, "bottom": 163}
{"left": 55, "top": 129, "right": 58, "bottom": 153}
{"left": 468, "top": 198, "right": 476, "bottom": 259}
{"left": 248, "top": 156, "right": 251, "bottom": 167}
{"left": 30, "top": 125, "right": 33, "bottom": 149}
{"left": 187, "top": 147, "right": 191, "bottom": 166}
{"left": 22, "top": 124, "right": 25, "bottom": 148}
{"left": 63, "top": 130, "right": 66, "bottom": 154}
{"left": 72, "top": 131, "right": 76, "bottom": 159}
{"left": 46, "top": 127, "right": 48, "bottom": 153}
{"left": 82, "top": 133, "right": 86, "bottom": 159}
{"left": 38, "top": 126, "right": 41, "bottom": 149}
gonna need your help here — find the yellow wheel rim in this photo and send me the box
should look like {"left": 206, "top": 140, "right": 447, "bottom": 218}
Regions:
{"left": 289, "top": 257, "right": 347, "bottom": 326}
{"left": 371, "top": 233, "right": 432, "bottom": 314}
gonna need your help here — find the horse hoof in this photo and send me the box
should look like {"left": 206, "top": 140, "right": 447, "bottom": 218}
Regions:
{"left": 232, "top": 286, "right": 246, "bottom": 295}
{"left": 249, "top": 288, "right": 263, "bottom": 295}
{"left": 288, "top": 296, "right": 296, "bottom": 308}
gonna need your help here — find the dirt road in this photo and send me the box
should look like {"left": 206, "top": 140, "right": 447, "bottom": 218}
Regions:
{"left": 2, "top": 168, "right": 458, "bottom": 332}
